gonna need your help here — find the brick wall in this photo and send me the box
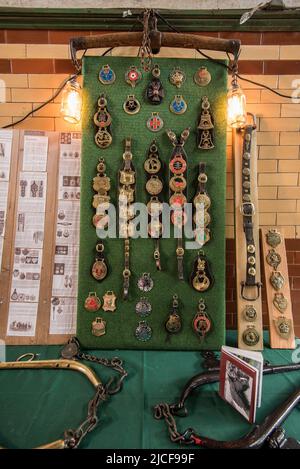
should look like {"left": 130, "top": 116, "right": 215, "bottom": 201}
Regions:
{"left": 1, "top": 30, "right": 300, "bottom": 238}
{"left": 1, "top": 29, "right": 300, "bottom": 334}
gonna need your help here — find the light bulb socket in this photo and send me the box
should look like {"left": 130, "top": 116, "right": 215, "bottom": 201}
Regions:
{"left": 60, "top": 77, "right": 82, "bottom": 124}
{"left": 227, "top": 77, "right": 247, "bottom": 129}
{"left": 68, "top": 78, "right": 81, "bottom": 90}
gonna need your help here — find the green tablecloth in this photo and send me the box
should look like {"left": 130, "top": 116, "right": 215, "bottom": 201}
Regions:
{"left": 0, "top": 332, "right": 299, "bottom": 449}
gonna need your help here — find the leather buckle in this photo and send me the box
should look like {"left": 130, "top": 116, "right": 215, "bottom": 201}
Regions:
{"left": 241, "top": 281, "right": 262, "bottom": 301}
{"left": 240, "top": 202, "right": 255, "bottom": 217}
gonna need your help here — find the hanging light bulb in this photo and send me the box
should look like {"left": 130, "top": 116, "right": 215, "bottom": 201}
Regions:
{"left": 60, "top": 78, "right": 82, "bottom": 124}
{"left": 227, "top": 75, "right": 247, "bottom": 129}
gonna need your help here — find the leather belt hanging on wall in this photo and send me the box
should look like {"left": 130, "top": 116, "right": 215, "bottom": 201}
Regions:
{"left": 233, "top": 116, "right": 263, "bottom": 351}
{"left": 240, "top": 125, "right": 262, "bottom": 302}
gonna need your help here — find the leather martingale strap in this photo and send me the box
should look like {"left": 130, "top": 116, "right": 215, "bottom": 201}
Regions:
{"left": 119, "top": 138, "right": 135, "bottom": 299}
{"left": 167, "top": 128, "right": 190, "bottom": 281}
{"left": 240, "top": 125, "right": 262, "bottom": 301}
{"left": 144, "top": 140, "right": 163, "bottom": 271}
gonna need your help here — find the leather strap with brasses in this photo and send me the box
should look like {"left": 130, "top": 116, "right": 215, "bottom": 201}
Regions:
{"left": 144, "top": 140, "right": 163, "bottom": 271}
{"left": 118, "top": 138, "right": 136, "bottom": 299}
{"left": 167, "top": 127, "right": 190, "bottom": 281}
{"left": 240, "top": 123, "right": 262, "bottom": 301}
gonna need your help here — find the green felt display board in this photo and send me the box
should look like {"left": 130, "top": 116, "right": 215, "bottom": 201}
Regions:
{"left": 77, "top": 56, "right": 228, "bottom": 350}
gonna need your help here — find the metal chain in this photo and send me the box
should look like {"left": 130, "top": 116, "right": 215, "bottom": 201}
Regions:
{"left": 77, "top": 351, "right": 128, "bottom": 394}
{"left": 64, "top": 383, "right": 107, "bottom": 449}
{"left": 63, "top": 336, "right": 128, "bottom": 394}
{"left": 154, "top": 403, "right": 185, "bottom": 443}
{"left": 61, "top": 337, "right": 128, "bottom": 448}
{"left": 139, "top": 9, "right": 153, "bottom": 72}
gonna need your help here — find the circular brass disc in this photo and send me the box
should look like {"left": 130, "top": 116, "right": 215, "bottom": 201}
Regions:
{"left": 171, "top": 210, "right": 187, "bottom": 226}
{"left": 91, "top": 260, "right": 108, "bottom": 281}
{"left": 169, "top": 175, "right": 187, "bottom": 192}
{"left": 148, "top": 222, "right": 163, "bottom": 238}
{"left": 194, "top": 228, "right": 210, "bottom": 246}
{"left": 146, "top": 177, "right": 163, "bottom": 195}
{"left": 95, "top": 130, "right": 112, "bottom": 149}
{"left": 144, "top": 157, "right": 161, "bottom": 174}
{"left": 192, "top": 274, "right": 210, "bottom": 292}
{"left": 92, "top": 176, "right": 111, "bottom": 193}
{"left": 193, "top": 210, "right": 211, "bottom": 227}
{"left": 92, "top": 213, "right": 109, "bottom": 229}
{"left": 169, "top": 192, "right": 187, "bottom": 207}
{"left": 147, "top": 198, "right": 163, "bottom": 215}
{"left": 193, "top": 193, "right": 211, "bottom": 210}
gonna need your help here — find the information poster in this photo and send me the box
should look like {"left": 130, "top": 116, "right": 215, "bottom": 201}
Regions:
{"left": 49, "top": 132, "right": 81, "bottom": 335}
{"left": 7, "top": 132, "right": 48, "bottom": 337}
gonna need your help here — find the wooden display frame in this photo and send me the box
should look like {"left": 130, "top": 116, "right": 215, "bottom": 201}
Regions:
{"left": 0, "top": 130, "right": 71, "bottom": 345}
{"left": 233, "top": 125, "right": 263, "bottom": 351}
{"left": 260, "top": 228, "right": 295, "bottom": 349}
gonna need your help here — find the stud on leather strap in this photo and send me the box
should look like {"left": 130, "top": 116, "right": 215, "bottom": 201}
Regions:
{"left": 240, "top": 124, "right": 262, "bottom": 301}
{"left": 123, "top": 239, "right": 131, "bottom": 300}
{"left": 154, "top": 239, "right": 161, "bottom": 271}
{"left": 176, "top": 239, "right": 185, "bottom": 281}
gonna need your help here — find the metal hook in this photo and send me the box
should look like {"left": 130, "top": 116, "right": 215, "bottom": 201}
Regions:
{"left": 105, "top": 372, "right": 127, "bottom": 395}
{"left": 247, "top": 112, "right": 257, "bottom": 129}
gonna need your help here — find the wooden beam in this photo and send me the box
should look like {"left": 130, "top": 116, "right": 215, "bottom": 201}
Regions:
{"left": 70, "top": 31, "right": 240, "bottom": 67}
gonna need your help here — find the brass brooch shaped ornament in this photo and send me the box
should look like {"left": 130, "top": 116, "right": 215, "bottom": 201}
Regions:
{"left": 194, "top": 66, "right": 211, "bottom": 87}
{"left": 243, "top": 305, "right": 257, "bottom": 322}
{"left": 266, "top": 249, "right": 281, "bottom": 270}
{"left": 192, "top": 299, "right": 211, "bottom": 341}
{"left": 125, "top": 65, "right": 142, "bottom": 88}
{"left": 84, "top": 292, "right": 101, "bottom": 312}
{"left": 146, "top": 64, "right": 164, "bottom": 104}
{"left": 270, "top": 271, "right": 285, "bottom": 291}
{"left": 165, "top": 295, "right": 182, "bottom": 335}
{"left": 273, "top": 292, "right": 288, "bottom": 314}
{"left": 94, "top": 94, "right": 112, "bottom": 149}
{"left": 99, "top": 64, "right": 116, "bottom": 85}
{"left": 169, "top": 67, "right": 186, "bottom": 88}
{"left": 274, "top": 316, "right": 292, "bottom": 340}
{"left": 190, "top": 251, "right": 214, "bottom": 292}
{"left": 102, "top": 291, "right": 117, "bottom": 312}
{"left": 92, "top": 317, "right": 106, "bottom": 337}
{"left": 243, "top": 325, "right": 260, "bottom": 347}
{"left": 123, "top": 95, "right": 141, "bottom": 115}
{"left": 197, "top": 96, "right": 214, "bottom": 150}
{"left": 266, "top": 229, "right": 282, "bottom": 249}
{"left": 91, "top": 242, "right": 108, "bottom": 281}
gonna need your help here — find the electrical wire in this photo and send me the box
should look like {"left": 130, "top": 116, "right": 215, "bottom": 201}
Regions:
{"left": 156, "top": 10, "right": 296, "bottom": 100}
{"left": 0, "top": 14, "right": 142, "bottom": 130}
{"left": 1, "top": 10, "right": 296, "bottom": 130}
{"left": 2, "top": 71, "right": 81, "bottom": 129}
{"left": 1, "top": 41, "right": 120, "bottom": 130}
